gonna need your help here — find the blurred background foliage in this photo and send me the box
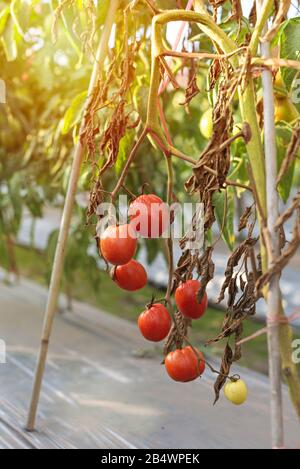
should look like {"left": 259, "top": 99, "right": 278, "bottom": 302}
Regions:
{"left": 0, "top": 0, "right": 299, "bottom": 302}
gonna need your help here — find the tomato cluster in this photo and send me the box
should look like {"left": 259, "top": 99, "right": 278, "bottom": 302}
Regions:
{"left": 100, "top": 193, "right": 169, "bottom": 291}
{"left": 99, "top": 193, "right": 209, "bottom": 384}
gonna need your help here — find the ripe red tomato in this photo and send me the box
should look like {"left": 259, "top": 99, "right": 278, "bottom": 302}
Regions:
{"left": 165, "top": 346, "right": 205, "bottom": 382}
{"left": 138, "top": 303, "right": 171, "bottom": 342}
{"left": 175, "top": 279, "right": 208, "bottom": 319}
{"left": 129, "top": 194, "right": 169, "bottom": 238}
{"left": 114, "top": 259, "right": 147, "bottom": 291}
{"left": 100, "top": 224, "right": 137, "bottom": 265}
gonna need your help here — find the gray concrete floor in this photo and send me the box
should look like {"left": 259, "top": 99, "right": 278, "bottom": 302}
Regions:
{"left": 0, "top": 276, "right": 300, "bottom": 449}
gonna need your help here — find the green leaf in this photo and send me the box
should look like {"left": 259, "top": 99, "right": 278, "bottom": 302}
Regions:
{"left": 276, "top": 124, "right": 296, "bottom": 203}
{"left": 62, "top": 91, "right": 87, "bottom": 135}
{"left": 115, "top": 131, "right": 135, "bottom": 175}
{"left": 213, "top": 187, "right": 235, "bottom": 251}
{"left": 1, "top": 16, "right": 17, "bottom": 61}
{"left": 278, "top": 18, "right": 300, "bottom": 94}
{"left": 24, "top": 188, "right": 43, "bottom": 218}
{"left": 133, "top": 80, "right": 149, "bottom": 122}
{"left": 0, "top": 7, "right": 10, "bottom": 35}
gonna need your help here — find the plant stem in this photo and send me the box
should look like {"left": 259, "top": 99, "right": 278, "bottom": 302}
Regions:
{"left": 244, "top": 0, "right": 300, "bottom": 424}
{"left": 26, "top": 0, "right": 120, "bottom": 432}
{"left": 258, "top": 0, "right": 284, "bottom": 447}
{"left": 111, "top": 128, "right": 148, "bottom": 200}
{"left": 249, "top": 0, "right": 274, "bottom": 55}
{"left": 165, "top": 155, "right": 174, "bottom": 302}
{"left": 145, "top": 1, "right": 300, "bottom": 424}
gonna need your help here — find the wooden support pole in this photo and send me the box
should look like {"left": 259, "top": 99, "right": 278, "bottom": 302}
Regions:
{"left": 26, "top": 0, "right": 119, "bottom": 432}
{"left": 257, "top": 0, "right": 284, "bottom": 449}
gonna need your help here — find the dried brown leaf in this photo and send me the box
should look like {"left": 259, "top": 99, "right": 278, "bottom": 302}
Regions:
{"left": 249, "top": 1, "right": 257, "bottom": 26}
{"left": 257, "top": 210, "right": 300, "bottom": 292}
{"left": 181, "top": 59, "right": 200, "bottom": 106}
{"left": 277, "top": 121, "right": 300, "bottom": 185}
{"left": 261, "top": 0, "right": 291, "bottom": 43}
{"left": 208, "top": 59, "right": 221, "bottom": 91}
{"left": 213, "top": 344, "right": 233, "bottom": 404}
{"left": 218, "top": 237, "right": 258, "bottom": 303}
{"left": 185, "top": 76, "right": 234, "bottom": 230}
{"left": 238, "top": 206, "right": 253, "bottom": 231}
{"left": 196, "top": 247, "right": 215, "bottom": 302}
{"left": 275, "top": 190, "right": 300, "bottom": 229}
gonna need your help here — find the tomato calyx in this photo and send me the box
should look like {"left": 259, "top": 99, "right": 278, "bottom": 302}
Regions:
{"left": 140, "top": 182, "right": 152, "bottom": 195}
{"left": 145, "top": 296, "right": 168, "bottom": 310}
{"left": 229, "top": 373, "right": 241, "bottom": 383}
{"left": 145, "top": 295, "right": 156, "bottom": 310}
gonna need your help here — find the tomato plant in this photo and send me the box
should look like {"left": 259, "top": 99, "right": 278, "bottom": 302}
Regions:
{"left": 1, "top": 0, "right": 300, "bottom": 447}
{"left": 138, "top": 303, "right": 171, "bottom": 342}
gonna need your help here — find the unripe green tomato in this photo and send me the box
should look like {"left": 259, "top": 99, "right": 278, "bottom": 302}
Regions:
{"left": 199, "top": 108, "right": 213, "bottom": 139}
{"left": 172, "top": 91, "right": 186, "bottom": 108}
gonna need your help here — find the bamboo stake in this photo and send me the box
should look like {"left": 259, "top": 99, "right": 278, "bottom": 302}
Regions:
{"left": 26, "top": 0, "right": 119, "bottom": 432}
{"left": 257, "top": 0, "right": 284, "bottom": 449}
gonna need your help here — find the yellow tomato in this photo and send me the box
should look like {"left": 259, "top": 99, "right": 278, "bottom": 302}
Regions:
{"left": 274, "top": 71, "right": 286, "bottom": 98}
{"left": 274, "top": 97, "right": 299, "bottom": 123}
{"left": 199, "top": 108, "right": 213, "bottom": 139}
{"left": 224, "top": 379, "right": 248, "bottom": 405}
